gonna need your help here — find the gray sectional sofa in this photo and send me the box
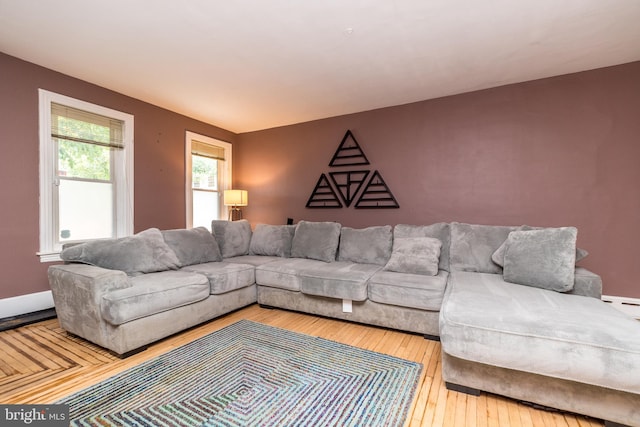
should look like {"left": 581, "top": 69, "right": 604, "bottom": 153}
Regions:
{"left": 48, "top": 219, "right": 640, "bottom": 426}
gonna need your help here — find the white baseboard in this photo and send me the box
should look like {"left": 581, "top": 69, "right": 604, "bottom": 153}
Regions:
{"left": 602, "top": 295, "right": 640, "bottom": 320}
{"left": 0, "top": 291, "right": 55, "bottom": 319}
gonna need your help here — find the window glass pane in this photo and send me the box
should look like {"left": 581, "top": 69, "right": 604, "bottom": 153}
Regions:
{"left": 193, "top": 190, "right": 219, "bottom": 229}
{"left": 58, "top": 139, "right": 111, "bottom": 180}
{"left": 192, "top": 155, "right": 218, "bottom": 190}
{"left": 59, "top": 179, "right": 113, "bottom": 242}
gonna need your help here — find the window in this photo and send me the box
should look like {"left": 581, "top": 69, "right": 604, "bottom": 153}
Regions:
{"left": 185, "top": 131, "right": 231, "bottom": 229}
{"left": 38, "top": 90, "right": 134, "bottom": 262}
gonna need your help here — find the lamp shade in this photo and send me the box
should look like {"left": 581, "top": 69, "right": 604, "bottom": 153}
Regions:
{"left": 223, "top": 189, "right": 248, "bottom": 206}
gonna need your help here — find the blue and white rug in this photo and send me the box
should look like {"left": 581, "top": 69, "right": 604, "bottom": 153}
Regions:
{"left": 59, "top": 320, "right": 422, "bottom": 426}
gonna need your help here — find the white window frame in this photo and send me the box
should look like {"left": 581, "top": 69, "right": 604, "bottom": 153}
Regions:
{"left": 38, "top": 89, "right": 134, "bottom": 262}
{"left": 185, "top": 131, "right": 232, "bottom": 228}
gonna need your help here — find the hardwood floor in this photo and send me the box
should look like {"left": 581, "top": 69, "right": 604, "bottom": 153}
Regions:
{"left": 0, "top": 304, "right": 603, "bottom": 426}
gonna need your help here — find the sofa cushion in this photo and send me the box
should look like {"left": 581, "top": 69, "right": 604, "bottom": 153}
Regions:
{"left": 492, "top": 225, "right": 589, "bottom": 267}
{"left": 503, "top": 227, "right": 577, "bottom": 292}
{"left": 394, "top": 223, "right": 451, "bottom": 271}
{"left": 440, "top": 271, "right": 640, "bottom": 395}
{"left": 249, "top": 224, "right": 296, "bottom": 258}
{"left": 61, "top": 228, "right": 181, "bottom": 276}
{"left": 290, "top": 220, "right": 341, "bottom": 262}
{"left": 298, "top": 262, "right": 380, "bottom": 301}
{"left": 369, "top": 270, "right": 448, "bottom": 311}
{"left": 337, "top": 225, "right": 392, "bottom": 266}
{"left": 182, "top": 262, "right": 255, "bottom": 295}
{"left": 255, "top": 258, "right": 330, "bottom": 292}
{"left": 449, "top": 222, "right": 517, "bottom": 274}
{"left": 225, "top": 255, "right": 283, "bottom": 267}
{"left": 162, "top": 227, "right": 222, "bottom": 267}
{"left": 211, "top": 219, "right": 252, "bottom": 258}
{"left": 101, "top": 271, "right": 209, "bottom": 325}
{"left": 383, "top": 237, "right": 441, "bottom": 276}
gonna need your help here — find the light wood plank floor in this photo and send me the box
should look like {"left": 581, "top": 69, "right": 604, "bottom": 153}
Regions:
{"left": 0, "top": 304, "right": 603, "bottom": 426}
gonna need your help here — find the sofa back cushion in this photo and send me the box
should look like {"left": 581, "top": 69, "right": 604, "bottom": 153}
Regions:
{"left": 211, "top": 219, "right": 252, "bottom": 258}
{"left": 394, "top": 223, "right": 450, "bottom": 271}
{"left": 449, "top": 222, "right": 518, "bottom": 274}
{"left": 161, "top": 227, "right": 222, "bottom": 267}
{"left": 291, "top": 221, "right": 341, "bottom": 262}
{"left": 60, "top": 228, "right": 181, "bottom": 276}
{"left": 338, "top": 225, "right": 393, "bottom": 266}
{"left": 249, "top": 224, "right": 296, "bottom": 257}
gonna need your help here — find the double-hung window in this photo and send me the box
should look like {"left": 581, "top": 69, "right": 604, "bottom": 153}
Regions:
{"left": 38, "top": 90, "right": 134, "bottom": 261}
{"left": 185, "top": 131, "right": 231, "bottom": 229}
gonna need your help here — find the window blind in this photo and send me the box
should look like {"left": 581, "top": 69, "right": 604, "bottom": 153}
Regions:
{"left": 191, "top": 140, "right": 225, "bottom": 160}
{"left": 51, "top": 103, "right": 124, "bottom": 149}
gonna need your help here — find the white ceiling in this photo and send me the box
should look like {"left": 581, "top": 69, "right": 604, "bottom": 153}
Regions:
{"left": 1, "top": 1, "right": 639, "bottom": 133}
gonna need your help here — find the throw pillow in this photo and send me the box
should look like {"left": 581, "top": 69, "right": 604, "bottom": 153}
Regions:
{"left": 394, "top": 223, "right": 450, "bottom": 271}
{"left": 60, "top": 228, "right": 181, "bottom": 276}
{"left": 290, "top": 220, "right": 341, "bottom": 263}
{"left": 383, "top": 237, "right": 441, "bottom": 276}
{"left": 492, "top": 225, "right": 589, "bottom": 267}
{"left": 249, "top": 224, "right": 296, "bottom": 257}
{"left": 337, "top": 225, "right": 393, "bottom": 266}
{"left": 503, "top": 227, "right": 577, "bottom": 292}
{"left": 162, "top": 227, "right": 222, "bottom": 267}
{"left": 211, "top": 219, "right": 252, "bottom": 258}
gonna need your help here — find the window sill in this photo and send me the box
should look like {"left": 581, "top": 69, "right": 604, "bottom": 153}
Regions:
{"left": 37, "top": 252, "right": 62, "bottom": 263}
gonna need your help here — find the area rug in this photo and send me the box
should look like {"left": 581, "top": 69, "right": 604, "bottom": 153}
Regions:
{"left": 58, "top": 320, "right": 422, "bottom": 426}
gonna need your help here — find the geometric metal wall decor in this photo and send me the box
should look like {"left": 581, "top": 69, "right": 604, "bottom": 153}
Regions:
{"left": 305, "top": 173, "right": 343, "bottom": 208}
{"left": 306, "top": 130, "right": 399, "bottom": 209}
{"left": 329, "top": 129, "right": 370, "bottom": 167}
{"left": 329, "top": 170, "right": 370, "bottom": 207}
{"left": 354, "top": 170, "right": 400, "bottom": 208}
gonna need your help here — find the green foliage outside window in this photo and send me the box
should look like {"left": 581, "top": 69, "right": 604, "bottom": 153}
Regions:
{"left": 57, "top": 117, "right": 111, "bottom": 180}
{"left": 192, "top": 155, "right": 218, "bottom": 190}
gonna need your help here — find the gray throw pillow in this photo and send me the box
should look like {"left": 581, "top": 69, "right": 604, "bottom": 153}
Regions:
{"left": 162, "top": 227, "right": 222, "bottom": 267}
{"left": 249, "top": 224, "right": 296, "bottom": 257}
{"left": 492, "top": 225, "right": 589, "bottom": 267}
{"left": 211, "top": 219, "right": 252, "bottom": 258}
{"left": 394, "top": 223, "right": 450, "bottom": 271}
{"left": 60, "top": 228, "right": 181, "bottom": 276}
{"left": 503, "top": 227, "right": 577, "bottom": 292}
{"left": 338, "top": 225, "right": 393, "bottom": 266}
{"left": 290, "top": 220, "right": 341, "bottom": 263}
{"left": 383, "top": 237, "right": 441, "bottom": 276}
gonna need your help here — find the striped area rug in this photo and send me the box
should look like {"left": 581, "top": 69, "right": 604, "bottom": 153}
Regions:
{"left": 59, "top": 320, "right": 422, "bottom": 426}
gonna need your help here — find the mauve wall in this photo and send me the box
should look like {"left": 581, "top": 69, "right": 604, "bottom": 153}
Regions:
{"left": 236, "top": 61, "right": 640, "bottom": 298}
{"left": 0, "top": 52, "right": 235, "bottom": 300}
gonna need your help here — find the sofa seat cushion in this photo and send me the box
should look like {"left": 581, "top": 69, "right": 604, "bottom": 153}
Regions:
{"left": 298, "top": 262, "right": 381, "bottom": 301}
{"left": 440, "top": 271, "right": 640, "bottom": 394}
{"left": 369, "top": 270, "right": 448, "bottom": 311}
{"left": 224, "top": 255, "right": 282, "bottom": 267}
{"left": 101, "top": 271, "right": 209, "bottom": 325}
{"left": 255, "top": 258, "right": 332, "bottom": 291}
{"left": 182, "top": 262, "right": 255, "bottom": 295}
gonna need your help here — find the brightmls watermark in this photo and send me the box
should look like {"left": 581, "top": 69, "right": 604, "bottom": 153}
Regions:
{"left": 0, "top": 405, "right": 68, "bottom": 426}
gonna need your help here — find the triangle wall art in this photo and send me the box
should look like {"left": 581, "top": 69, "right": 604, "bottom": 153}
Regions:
{"left": 306, "top": 130, "right": 399, "bottom": 209}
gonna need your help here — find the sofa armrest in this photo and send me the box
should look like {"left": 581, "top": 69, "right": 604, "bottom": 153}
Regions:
{"left": 48, "top": 264, "right": 131, "bottom": 341}
{"left": 567, "top": 267, "right": 602, "bottom": 299}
